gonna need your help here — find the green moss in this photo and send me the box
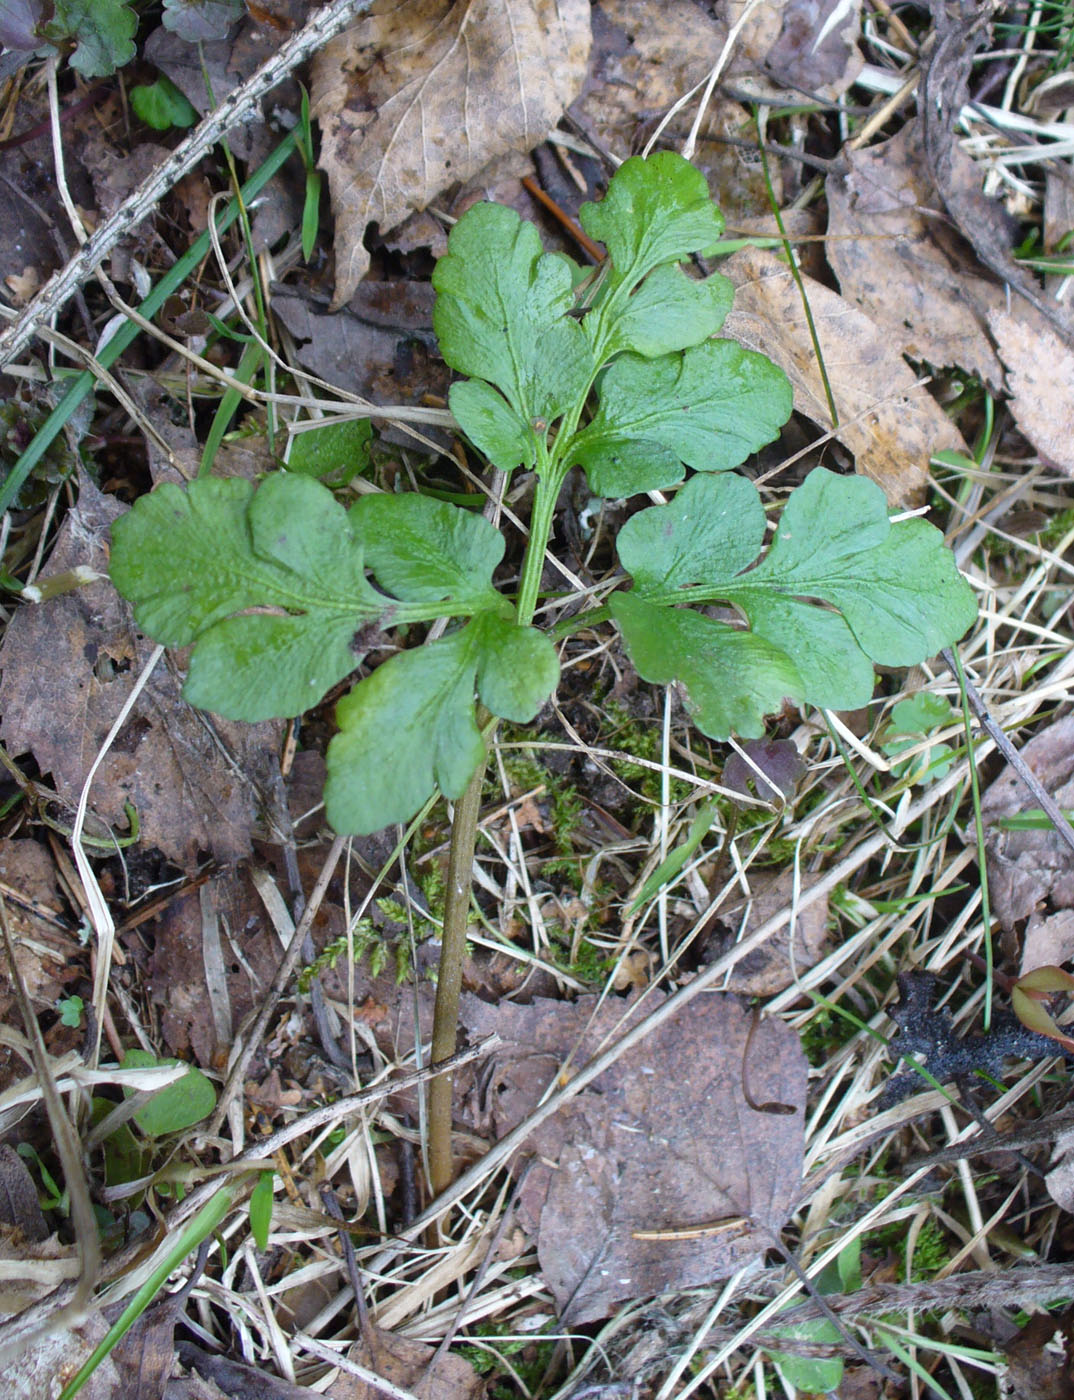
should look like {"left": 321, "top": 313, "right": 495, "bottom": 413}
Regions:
{"left": 603, "top": 700, "right": 692, "bottom": 803}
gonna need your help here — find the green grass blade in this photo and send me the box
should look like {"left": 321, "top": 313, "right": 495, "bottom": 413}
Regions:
{"left": 0, "top": 131, "right": 298, "bottom": 515}
{"left": 58, "top": 1183, "right": 235, "bottom": 1400}
{"left": 199, "top": 340, "right": 265, "bottom": 476}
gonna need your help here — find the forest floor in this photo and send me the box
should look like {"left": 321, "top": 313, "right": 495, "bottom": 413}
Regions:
{"left": 0, "top": 2, "right": 1073, "bottom": 1397}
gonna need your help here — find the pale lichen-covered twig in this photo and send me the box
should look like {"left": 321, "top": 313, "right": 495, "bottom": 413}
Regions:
{"left": 0, "top": 0, "right": 377, "bottom": 370}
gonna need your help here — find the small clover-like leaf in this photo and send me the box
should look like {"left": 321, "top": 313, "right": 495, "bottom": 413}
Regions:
{"left": 616, "top": 469, "right": 765, "bottom": 590}
{"left": 569, "top": 341, "right": 792, "bottom": 497}
{"left": 432, "top": 202, "right": 592, "bottom": 430}
{"left": 50, "top": 0, "right": 136, "bottom": 75}
{"left": 579, "top": 152, "right": 725, "bottom": 290}
{"left": 111, "top": 475, "right": 388, "bottom": 721}
{"left": 611, "top": 470, "right": 977, "bottom": 735}
{"left": 325, "top": 616, "right": 558, "bottom": 833}
{"left": 744, "top": 469, "right": 978, "bottom": 666}
{"left": 447, "top": 380, "right": 536, "bottom": 474}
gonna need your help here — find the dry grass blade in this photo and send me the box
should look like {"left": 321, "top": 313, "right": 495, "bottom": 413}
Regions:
{"left": 0, "top": 896, "right": 99, "bottom": 1364}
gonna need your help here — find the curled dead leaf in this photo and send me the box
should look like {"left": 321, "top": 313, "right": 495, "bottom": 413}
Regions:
{"left": 721, "top": 246, "right": 966, "bottom": 505}
{"left": 312, "top": 0, "right": 592, "bottom": 308}
{"left": 989, "top": 307, "right": 1074, "bottom": 475}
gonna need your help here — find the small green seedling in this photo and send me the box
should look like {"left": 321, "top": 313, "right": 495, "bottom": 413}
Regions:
{"left": 130, "top": 75, "right": 198, "bottom": 131}
{"left": 57, "top": 993, "right": 85, "bottom": 1028}
{"left": 881, "top": 692, "right": 957, "bottom": 784}
{"left": 766, "top": 1236, "right": 862, "bottom": 1394}
{"left": 249, "top": 1169, "right": 274, "bottom": 1251}
{"left": 110, "top": 151, "right": 977, "bottom": 839}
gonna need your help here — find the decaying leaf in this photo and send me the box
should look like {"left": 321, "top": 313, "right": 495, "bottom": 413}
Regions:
{"left": 147, "top": 865, "right": 283, "bottom": 1065}
{"left": 0, "top": 477, "right": 283, "bottom": 870}
{"left": 979, "top": 716, "right": 1074, "bottom": 930}
{"left": 0, "top": 840, "right": 71, "bottom": 1022}
{"left": 1022, "top": 909, "right": 1074, "bottom": 980}
{"left": 1003, "top": 1298, "right": 1074, "bottom": 1400}
{"left": 312, "top": 0, "right": 592, "bottom": 308}
{"left": 580, "top": 0, "right": 782, "bottom": 224}
{"left": 702, "top": 868, "right": 830, "bottom": 997}
{"left": 988, "top": 308, "right": 1074, "bottom": 476}
{"left": 271, "top": 285, "right": 443, "bottom": 406}
{"left": 1046, "top": 1127, "right": 1074, "bottom": 1215}
{"left": 919, "top": 0, "right": 1073, "bottom": 350}
{"left": 327, "top": 1327, "right": 483, "bottom": 1399}
{"left": 721, "top": 246, "right": 966, "bottom": 504}
{"left": 461, "top": 990, "right": 806, "bottom": 1323}
{"left": 825, "top": 121, "right": 1006, "bottom": 388}
{"left": 764, "top": 0, "right": 863, "bottom": 100}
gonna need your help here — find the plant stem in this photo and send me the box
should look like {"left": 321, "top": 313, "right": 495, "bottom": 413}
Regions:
{"left": 427, "top": 461, "right": 565, "bottom": 1194}
{"left": 427, "top": 721, "right": 489, "bottom": 1196}
{"left": 515, "top": 470, "right": 561, "bottom": 626}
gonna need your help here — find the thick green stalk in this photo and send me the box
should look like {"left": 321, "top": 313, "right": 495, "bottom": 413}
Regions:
{"left": 427, "top": 728, "right": 488, "bottom": 1196}
{"left": 515, "top": 459, "right": 565, "bottom": 627}
{"left": 427, "top": 457, "right": 566, "bottom": 1195}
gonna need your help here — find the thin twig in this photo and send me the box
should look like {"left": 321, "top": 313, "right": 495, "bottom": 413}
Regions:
{"left": 944, "top": 648, "right": 1074, "bottom": 861}
{"left": 0, "top": 0, "right": 378, "bottom": 370}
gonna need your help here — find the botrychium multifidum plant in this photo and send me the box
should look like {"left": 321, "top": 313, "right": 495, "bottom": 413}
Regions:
{"left": 109, "top": 152, "right": 977, "bottom": 1188}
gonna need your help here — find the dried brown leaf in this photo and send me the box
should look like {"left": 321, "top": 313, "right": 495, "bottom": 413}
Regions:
{"left": 0, "top": 839, "right": 72, "bottom": 1020}
{"left": 988, "top": 307, "right": 1074, "bottom": 475}
{"left": 920, "top": 0, "right": 1074, "bottom": 350}
{"left": 979, "top": 716, "right": 1074, "bottom": 929}
{"left": 148, "top": 866, "right": 283, "bottom": 1065}
{"left": 580, "top": 1, "right": 781, "bottom": 223}
{"left": 825, "top": 121, "right": 1006, "bottom": 387}
{"left": 1022, "top": 909, "right": 1074, "bottom": 980}
{"left": 327, "top": 1327, "right": 484, "bottom": 1399}
{"left": 721, "top": 246, "right": 965, "bottom": 504}
{"left": 271, "top": 286, "right": 443, "bottom": 405}
{"left": 1046, "top": 1127, "right": 1074, "bottom": 1214}
{"left": 702, "top": 868, "right": 829, "bottom": 997}
{"left": 764, "top": 0, "right": 863, "bottom": 100}
{"left": 0, "top": 1147, "right": 46, "bottom": 1244}
{"left": 1003, "top": 1299, "right": 1074, "bottom": 1400}
{"left": 312, "top": 0, "right": 592, "bottom": 308}
{"left": 461, "top": 990, "right": 806, "bottom": 1323}
{"left": 0, "top": 478, "right": 283, "bottom": 871}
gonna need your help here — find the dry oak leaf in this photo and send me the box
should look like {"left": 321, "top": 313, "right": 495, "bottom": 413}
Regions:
{"left": 312, "top": 0, "right": 592, "bottom": 309}
{"left": 461, "top": 989, "right": 806, "bottom": 1323}
{"left": 0, "top": 477, "right": 283, "bottom": 871}
{"left": 721, "top": 246, "right": 966, "bottom": 505}
{"left": 978, "top": 715, "right": 1074, "bottom": 931}
{"left": 825, "top": 121, "right": 1007, "bottom": 389}
{"left": 988, "top": 307, "right": 1074, "bottom": 476}
{"left": 765, "top": 0, "right": 864, "bottom": 100}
